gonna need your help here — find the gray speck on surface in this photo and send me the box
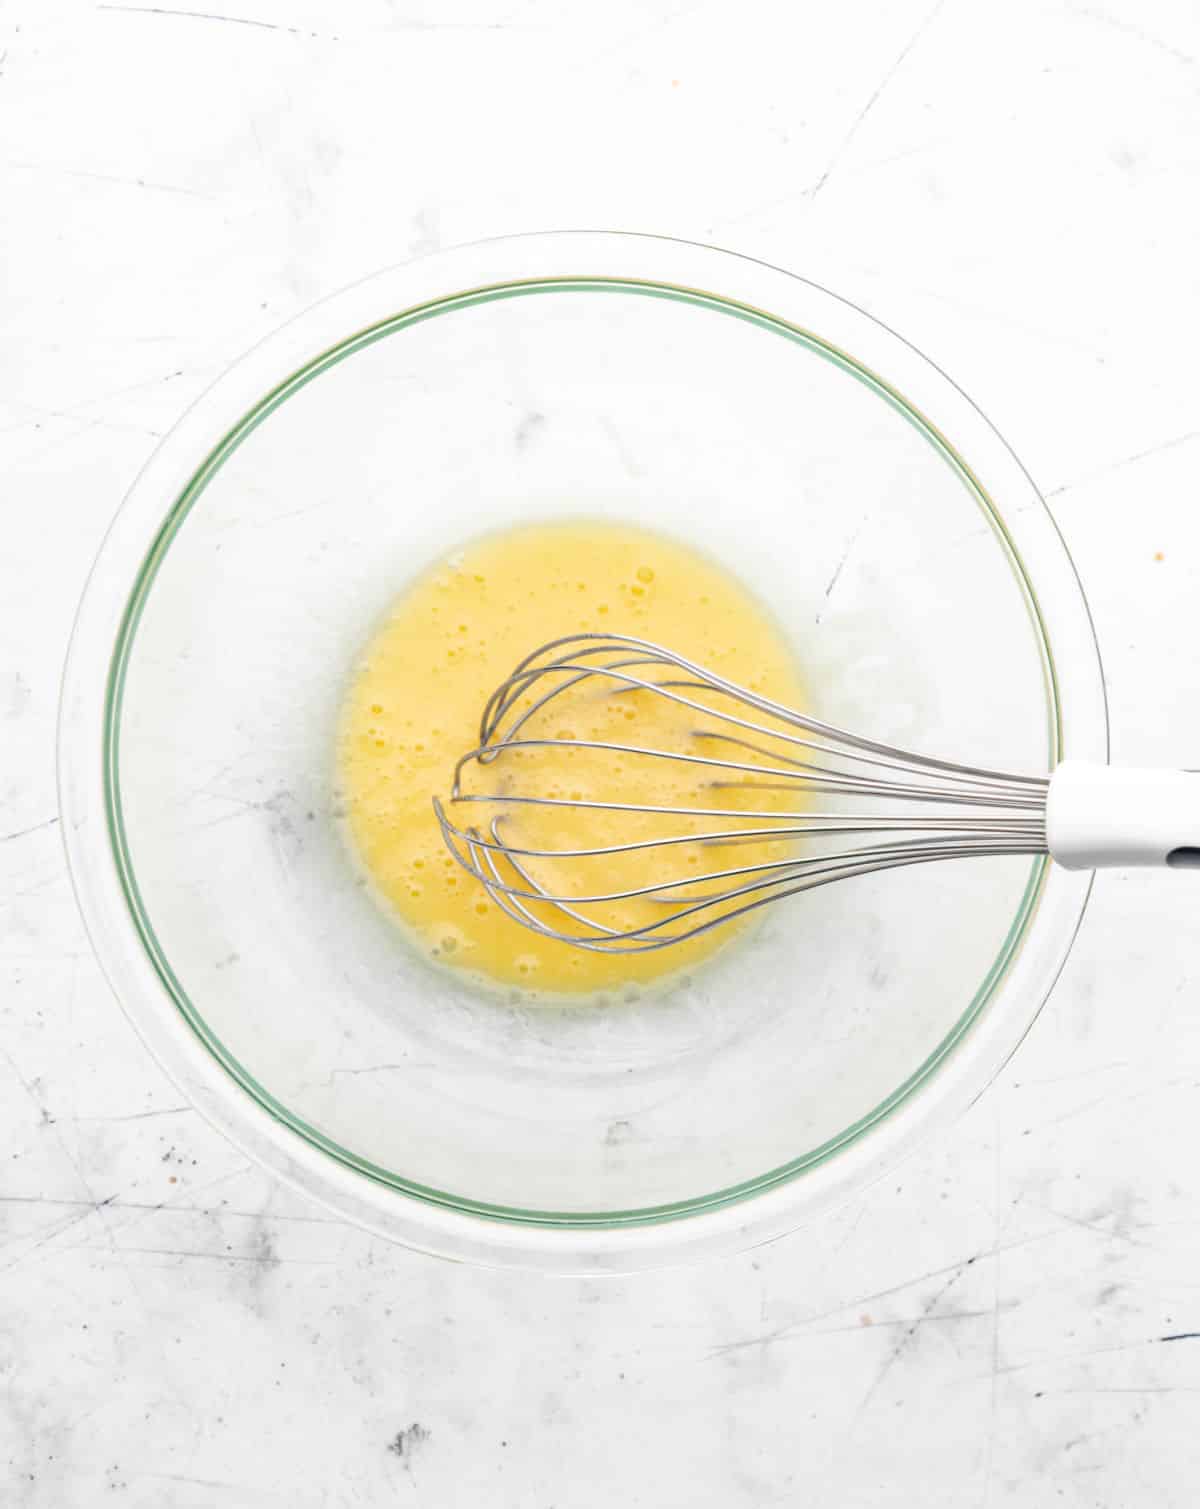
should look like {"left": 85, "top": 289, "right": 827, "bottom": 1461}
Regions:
{"left": 239, "top": 1220, "right": 281, "bottom": 1312}
{"left": 409, "top": 208, "right": 441, "bottom": 257}
{"left": 514, "top": 411, "right": 545, "bottom": 451}
{"left": 4, "top": 670, "right": 31, "bottom": 719}
{"left": 252, "top": 1223, "right": 278, "bottom": 1269}
{"left": 264, "top": 790, "right": 303, "bottom": 861}
{"left": 600, "top": 414, "right": 642, "bottom": 477}
{"left": 387, "top": 1422, "right": 430, "bottom": 1462}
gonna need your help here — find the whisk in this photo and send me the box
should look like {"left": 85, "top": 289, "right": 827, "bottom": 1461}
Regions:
{"left": 434, "top": 634, "right": 1200, "bottom": 954}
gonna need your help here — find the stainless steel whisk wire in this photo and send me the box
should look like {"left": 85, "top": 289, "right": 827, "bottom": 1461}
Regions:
{"left": 433, "top": 634, "right": 1051, "bottom": 954}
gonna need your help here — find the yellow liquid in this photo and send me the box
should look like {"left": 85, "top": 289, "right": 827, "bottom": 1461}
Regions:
{"left": 337, "top": 521, "right": 805, "bottom": 996}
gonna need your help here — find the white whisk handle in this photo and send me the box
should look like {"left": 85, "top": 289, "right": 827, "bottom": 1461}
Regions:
{"left": 1046, "top": 761, "right": 1200, "bottom": 870}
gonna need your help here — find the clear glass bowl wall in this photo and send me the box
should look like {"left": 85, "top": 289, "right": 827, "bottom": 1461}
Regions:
{"left": 59, "top": 235, "right": 1106, "bottom": 1270}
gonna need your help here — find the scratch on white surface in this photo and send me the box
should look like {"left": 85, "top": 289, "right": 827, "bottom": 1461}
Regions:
{"left": 586, "top": 0, "right": 714, "bottom": 64}
{"left": 0, "top": 1048, "right": 171, "bottom": 1337}
{"left": 0, "top": 370, "right": 190, "bottom": 458}
{"left": 0, "top": 873, "right": 62, "bottom": 910}
{"left": 330, "top": 1063, "right": 416, "bottom": 1079}
{"left": 97, "top": 3, "right": 299, "bottom": 32}
{"left": 142, "top": 1472, "right": 287, "bottom": 1499}
{"left": 708, "top": 1223, "right": 1096, "bottom": 1364}
{"left": 0, "top": 409, "right": 160, "bottom": 443}
{"left": 710, "top": 1256, "right": 981, "bottom": 1359}
{"left": 1021, "top": 1198, "right": 1151, "bottom": 1250}
{"left": 0, "top": 816, "right": 59, "bottom": 843}
{"left": 980, "top": 1140, "right": 1003, "bottom": 1509}
{"left": 815, "top": 514, "right": 868, "bottom": 624}
{"left": 0, "top": 1059, "right": 130, "bottom": 1280}
{"left": 0, "top": 1191, "right": 344, "bottom": 1232}
{"left": 807, "top": 0, "right": 947, "bottom": 201}
{"left": 1019, "top": 1090, "right": 1118, "bottom": 1132}
{"left": 70, "top": 367, "right": 191, "bottom": 408}
{"left": 1040, "top": 1384, "right": 1200, "bottom": 1396}
{"left": 856, "top": 131, "right": 961, "bottom": 173}
{"left": 849, "top": 1258, "right": 974, "bottom": 1419}
{"left": 600, "top": 415, "right": 642, "bottom": 478}
{"left": 0, "top": 1201, "right": 115, "bottom": 1272}
{"left": 1067, "top": 4, "right": 1196, "bottom": 65}
{"left": 381, "top": 13, "right": 537, "bottom": 28}
{"left": 217, "top": 496, "right": 345, "bottom": 531}
{"left": 110, "top": 1245, "right": 333, "bottom": 1265}
{"left": 1024, "top": 1075, "right": 1200, "bottom": 1136}
{"left": 145, "top": 1475, "right": 240, "bottom": 1488}
{"left": 1046, "top": 429, "right": 1200, "bottom": 498}
{"left": 1, "top": 370, "right": 188, "bottom": 426}
{"left": 996, "top": 1335, "right": 1177, "bottom": 1382}
{"left": 892, "top": 278, "right": 1106, "bottom": 362}
{"left": 32, "top": 1163, "right": 259, "bottom": 1256}
{"left": 5, "top": 158, "right": 213, "bottom": 199}
{"left": 65, "top": 1106, "right": 192, "bottom": 1123}
{"left": 96, "top": 1, "right": 522, "bottom": 35}
{"left": 803, "top": 1307, "right": 1007, "bottom": 1338}
{"left": 830, "top": 1202, "right": 867, "bottom": 1256}
{"left": 1017, "top": 1060, "right": 1130, "bottom": 1087}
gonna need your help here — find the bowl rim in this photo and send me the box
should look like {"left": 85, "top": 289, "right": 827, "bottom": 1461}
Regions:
{"left": 58, "top": 230, "right": 1107, "bottom": 1272}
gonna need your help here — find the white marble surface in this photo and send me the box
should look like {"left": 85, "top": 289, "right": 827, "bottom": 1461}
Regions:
{"left": 4, "top": 0, "right": 1200, "bottom": 1502}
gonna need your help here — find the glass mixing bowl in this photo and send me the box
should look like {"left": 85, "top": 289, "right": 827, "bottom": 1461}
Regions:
{"left": 59, "top": 233, "right": 1106, "bottom": 1272}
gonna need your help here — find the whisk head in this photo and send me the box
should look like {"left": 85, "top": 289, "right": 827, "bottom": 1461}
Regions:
{"left": 434, "top": 634, "right": 1049, "bottom": 954}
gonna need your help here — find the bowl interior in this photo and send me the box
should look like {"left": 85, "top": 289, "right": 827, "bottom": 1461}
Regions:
{"left": 109, "top": 277, "right": 1054, "bottom": 1220}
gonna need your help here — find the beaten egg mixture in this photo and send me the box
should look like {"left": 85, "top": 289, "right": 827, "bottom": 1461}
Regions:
{"left": 337, "top": 521, "right": 805, "bottom": 996}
